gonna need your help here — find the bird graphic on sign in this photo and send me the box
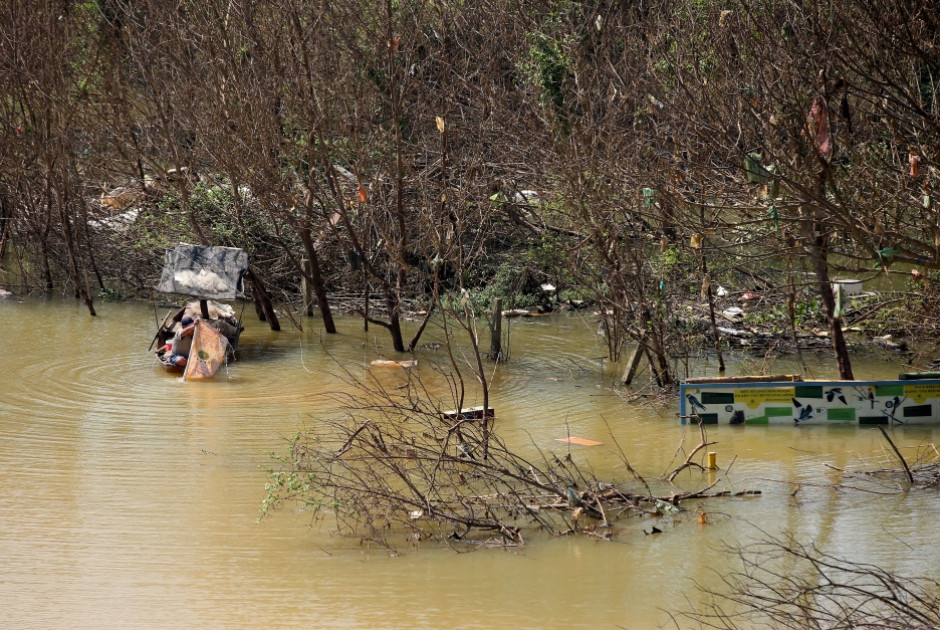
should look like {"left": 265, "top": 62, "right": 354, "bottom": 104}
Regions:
{"left": 686, "top": 394, "right": 707, "bottom": 413}
{"left": 884, "top": 395, "right": 905, "bottom": 424}
{"left": 793, "top": 399, "right": 814, "bottom": 423}
{"left": 825, "top": 387, "right": 847, "bottom": 405}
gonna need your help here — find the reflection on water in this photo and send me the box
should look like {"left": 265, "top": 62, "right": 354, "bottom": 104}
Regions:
{"left": 2, "top": 298, "right": 940, "bottom": 628}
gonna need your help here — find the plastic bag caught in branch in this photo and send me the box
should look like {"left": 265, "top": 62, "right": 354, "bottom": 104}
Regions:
{"left": 804, "top": 96, "right": 832, "bottom": 157}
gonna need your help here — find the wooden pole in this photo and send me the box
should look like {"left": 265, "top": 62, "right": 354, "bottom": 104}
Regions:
{"left": 621, "top": 344, "right": 644, "bottom": 385}
{"left": 487, "top": 298, "right": 502, "bottom": 361}
{"left": 362, "top": 269, "right": 369, "bottom": 332}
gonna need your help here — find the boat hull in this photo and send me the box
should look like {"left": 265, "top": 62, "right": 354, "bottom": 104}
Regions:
{"left": 156, "top": 353, "right": 185, "bottom": 372}
{"left": 183, "top": 320, "right": 229, "bottom": 381}
{"left": 680, "top": 377, "right": 940, "bottom": 425}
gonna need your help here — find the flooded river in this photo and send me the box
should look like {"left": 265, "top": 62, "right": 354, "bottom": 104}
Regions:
{"left": 3, "top": 298, "right": 940, "bottom": 629}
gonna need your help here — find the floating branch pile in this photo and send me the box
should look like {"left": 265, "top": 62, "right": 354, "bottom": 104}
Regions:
{"left": 825, "top": 429, "right": 940, "bottom": 489}
{"left": 263, "top": 371, "right": 758, "bottom": 548}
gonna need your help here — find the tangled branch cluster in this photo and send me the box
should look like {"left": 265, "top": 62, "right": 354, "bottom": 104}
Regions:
{"left": 264, "top": 369, "right": 744, "bottom": 548}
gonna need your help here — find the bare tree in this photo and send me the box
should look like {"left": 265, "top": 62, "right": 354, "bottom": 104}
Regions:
{"left": 262, "top": 360, "right": 742, "bottom": 548}
{"left": 677, "top": 530, "right": 940, "bottom": 629}
{"left": 0, "top": 1, "right": 104, "bottom": 312}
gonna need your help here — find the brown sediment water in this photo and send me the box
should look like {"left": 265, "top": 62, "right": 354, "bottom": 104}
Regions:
{"left": 2, "top": 298, "right": 939, "bottom": 629}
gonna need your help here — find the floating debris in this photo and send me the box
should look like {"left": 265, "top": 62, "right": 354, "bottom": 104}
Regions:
{"left": 370, "top": 359, "right": 417, "bottom": 368}
{"left": 556, "top": 437, "right": 602, "bottom": 446}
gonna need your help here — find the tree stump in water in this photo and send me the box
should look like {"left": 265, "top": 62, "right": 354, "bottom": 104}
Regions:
{"left": 488, "top": 298, "right": 502, "bottom": 361}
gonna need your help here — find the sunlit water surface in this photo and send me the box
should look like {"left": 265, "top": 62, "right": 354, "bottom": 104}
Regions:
{"left": 2, "top": 298, "right": 940, "bottom": 629}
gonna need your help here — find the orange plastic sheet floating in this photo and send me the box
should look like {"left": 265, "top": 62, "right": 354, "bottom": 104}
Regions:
{"left": 556, "top": 437, "right": 603, "bottom": 446}
{"left": 184, "top": 320, "right": 229, "bottom": 381}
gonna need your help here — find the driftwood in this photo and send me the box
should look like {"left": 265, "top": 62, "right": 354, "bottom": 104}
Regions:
{"left": 879, "top": 426, "right": 914, "bottom": 483}
{"left": 667, "top": 419, "right": 718, "bottom": 482}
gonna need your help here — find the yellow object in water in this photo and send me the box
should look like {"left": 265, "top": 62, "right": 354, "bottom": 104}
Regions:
{"left": 184, "top": 320, "right": 229, "bottom": 380}
{"left": 706, "top": 451, "right": 718, "bottom": 469}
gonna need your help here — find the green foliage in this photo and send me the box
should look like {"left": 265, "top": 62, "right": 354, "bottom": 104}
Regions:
{"left": 657, "top": 244, "right": 695, "bottom": 277}
{"left": 522, "top": 4, "right": 580, "bottom": 126}
{"left": 98, "top": 286, "right": 119, "bottom": 301}
{"left": 521, "top": 234, "right": 569, "bottom": 271}
{"left": 865, "top": 302, "right": 904, "bottom": 330}
{"left": 261, "top": 434, "right": 320, "bottom": 518}
{"left": 526, "top": 30, "right": 572, "bottom": 114}
{"left": 188, "top": 181, "right": 281, "bottom": 252}
{"left": 456, "top": 263, "right": 539, "bottom": 314}
{"left": 189, "top": 182, "right": 241, "bottom": 245}
{"left": 126, "top": 190, "right": 195, "bottom": 252}
{"left": 557, "top": 286, "right": 592, "bottom": 304}
{"left": 743, "top": 298, "right": 823, "bottom": 333}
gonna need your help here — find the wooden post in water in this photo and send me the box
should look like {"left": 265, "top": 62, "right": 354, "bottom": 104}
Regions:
{"left": 621, "top": 344, "right": 644, "bottom": 385}
{"left": 487, "top": 298, "right": 502, "bottom": 361}
{"left": 301, "top": 258, "right": 314, "bottom": 316}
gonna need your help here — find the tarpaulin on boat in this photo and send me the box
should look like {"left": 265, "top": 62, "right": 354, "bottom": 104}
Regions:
{"left": 155, "top": 243, "right": 249, "bottom": 300}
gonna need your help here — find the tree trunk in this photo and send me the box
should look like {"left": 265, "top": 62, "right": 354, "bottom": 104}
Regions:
{"left": 246, "top": 267, "right": 280, "bottom": 331}
{"left": 641, "top": 308, "right": 673, "bottom": 386}
{"left": 813, "top": 244, "right": 854, "bottom": 380}
{"left": 621, "top": 344, "right": 644, "bottom": 385}
{"left": 298, "top": 229, "right": 336, "bottom": 333}
{"left": 809, "top": 169, "right": 854, "bottom": 380}
{"left": 0, "top": 188, "right": 9, "bottom": 262}
{"left": 386, "top": 290, "right": 405, "bottom": 352}
{"left": 54, "top": 176, "right": 95, "bottom": 315}
{"left": 700, "top": 256, "right": 725, "bottom": 372}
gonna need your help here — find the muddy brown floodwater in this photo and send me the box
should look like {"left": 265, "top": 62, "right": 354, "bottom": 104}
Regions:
{"left": 2, "top": 298, "right": 940, "bottom": 629}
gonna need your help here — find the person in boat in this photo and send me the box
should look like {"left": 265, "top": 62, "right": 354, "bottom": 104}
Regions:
{"left": 164, "top": 316, "right": 196, "bottom": 366}
{"left": 178, "top": 300, "right": 241, "bottom": 346}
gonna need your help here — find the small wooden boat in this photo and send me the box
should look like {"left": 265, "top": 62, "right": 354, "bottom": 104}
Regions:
{"left": 680, "top": 373, "right": 940, "bottom": 426}
{"left": 156, "top": 352, "right": 186, "bottom": 373}
{"left": 154, "top": 300, "right": 242, "bottom": 376}
{"left": 151, "top": 243, "right": 248, "bottom": 379}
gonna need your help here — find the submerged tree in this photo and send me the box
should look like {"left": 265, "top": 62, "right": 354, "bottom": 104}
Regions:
{"left": 0, "top": 1, "right": 103, "bottom": 312}
{"left": 658, "top": 0, "right": 939, "bottom": 378}
{"left": 677, "top": 531, "right": 940, "bottom": 629}
{"left": 261, "top": 351, "right": 755, "bottom": 548}
{"left": 3, "top": 0, "right": 938, "bottom": 370}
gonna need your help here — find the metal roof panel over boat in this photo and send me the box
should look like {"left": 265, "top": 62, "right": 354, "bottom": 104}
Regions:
{"left": 154, "top": 243, "right": 249, "bottom": 300}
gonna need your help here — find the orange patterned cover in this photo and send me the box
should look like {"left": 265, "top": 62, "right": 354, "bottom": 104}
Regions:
{"left": 183, "top": 320, "right": 229, "bottom": 380}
